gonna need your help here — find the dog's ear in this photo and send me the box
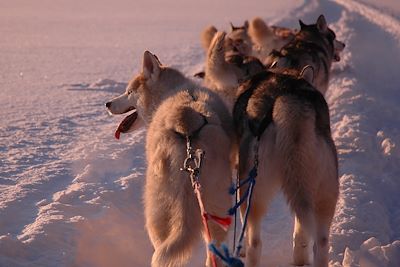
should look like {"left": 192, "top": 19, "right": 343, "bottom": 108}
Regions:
{"left": 299, "top": 65, "right": 314, "bottom": 84}
{"left": 229, "top": 22, "right": 235, "bottom": 32}
{"left": 142, "top": 51, "right": 161, "bottom": 81}
{"left": 299, "top": 20, "right": 307, "bottom": 30}
{"left": 316, "top": 15, "right": 328, "bottom": 32}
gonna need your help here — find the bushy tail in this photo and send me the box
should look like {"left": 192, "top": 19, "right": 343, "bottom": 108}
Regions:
{"left": 201, "top": 25, "right": 218, "bottom": 51}
{"left": 205, "top": 31, "right": 240, "bottom": 97}
{"left": 248, "top": 17, "right": 272, "bottom": 45}
{"left": 206, "top": 31, "right": 227, "bottom": 74}
{"left": 151, "top": 222, "right": 198, "bottom": 267}
{"left": 172, "top": 105, "right": 207, "bottom": 138}
{"left": 273, "top": 95, "right": 316, "bottom": 232}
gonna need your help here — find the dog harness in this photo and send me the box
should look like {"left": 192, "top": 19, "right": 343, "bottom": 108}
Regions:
{"left": 180, "top": 130, "right": 232, "bottom": 267}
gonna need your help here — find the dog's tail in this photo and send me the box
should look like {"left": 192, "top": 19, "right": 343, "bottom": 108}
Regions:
{"left": 206, "top": 31, "right": 240, "bottom": 95}
{"left": 151, "top": 212, "right": 198, "bottom": 267}
{"left": 151, "top": 201, "right": 201, "bottom": 267}
{"left": 248, "top": 17, "right": 272, "bottom": 45}
{"left": 201, "top": 25, "right": 218, "bottom": 51}
{"left": 171, "top": 105, "right": 208, "bottom": 138}
{"left": 206, "top": 31, "right": 226, "bottom": 73}
{"left": 272, "top": 94, "right": 317, "bottom": 233}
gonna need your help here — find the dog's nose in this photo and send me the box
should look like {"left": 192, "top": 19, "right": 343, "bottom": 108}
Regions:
{"left": 105, "top": 102, "right": 111, "bottom": 108}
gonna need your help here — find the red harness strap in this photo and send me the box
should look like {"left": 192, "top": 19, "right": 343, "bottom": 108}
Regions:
{"left": 204, "top": 213, "right": 232, "bottom": 231}
{"left": 193, "top": 183, "right": 232, "bottom": 267}
{"left": 181, "top": 137, "right": 232, "bottom": 267}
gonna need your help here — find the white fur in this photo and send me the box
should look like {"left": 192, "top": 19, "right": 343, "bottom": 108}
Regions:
{"left": 107, "top": 51, "right": 234, "bottom": 267}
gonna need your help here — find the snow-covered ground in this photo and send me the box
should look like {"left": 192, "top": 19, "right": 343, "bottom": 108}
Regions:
{"left": 1, "top": 0, "right": 400, "bottom": 266}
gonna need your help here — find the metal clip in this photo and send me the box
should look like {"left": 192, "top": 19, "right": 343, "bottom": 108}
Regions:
{"left": 180, "top": 136, "right": 205, "bottom": 187}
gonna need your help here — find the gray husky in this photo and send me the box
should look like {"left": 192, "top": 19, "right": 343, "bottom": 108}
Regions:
{"left": 232, "top": 15, "right": 342, "bottom": 267}
{"left": 234, "top": 69, "right": 339, "bottom": 267}
{"left": 204, "top": 15, "right": 343, "bottom": 266}
{"left": 106, "top": 51, "right": 234, "bottom": 267}
{"left": 266, "top": 15, "right": 345, "bottom": 94}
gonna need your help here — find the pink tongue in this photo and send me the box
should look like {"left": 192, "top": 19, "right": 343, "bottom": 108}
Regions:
{"left": 114, "top": 110, "right": 138, "bottom": 140}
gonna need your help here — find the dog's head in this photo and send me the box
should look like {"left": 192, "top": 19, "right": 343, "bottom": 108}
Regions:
{"left": 106, "top": 51, "right": 185, "bottom": 139}
{"left": 298, "top": 15, "right": 345, "bottom": 62}
{"left": 225, "top": 21, "right": 253, "bottom": 57}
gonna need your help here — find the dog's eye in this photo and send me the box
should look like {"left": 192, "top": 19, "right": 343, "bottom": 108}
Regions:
{"left": 127, "top": 90, "right": 133, "bottom": 95}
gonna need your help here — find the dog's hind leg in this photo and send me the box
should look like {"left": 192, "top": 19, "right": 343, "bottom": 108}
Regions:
{"left": 312, "top": 140, "right": 338, "bottom": 267}
{"left": 239, "top": 132, "right": 280, "bottom": 267}
{"left": 244, "top": 211, "right": 263, "bottom": 267}
{"left": 292, "top": 215, "right": 311, "bottom": 266}
{"left": 313, "top": 193, "right": 337, "bottom": 267}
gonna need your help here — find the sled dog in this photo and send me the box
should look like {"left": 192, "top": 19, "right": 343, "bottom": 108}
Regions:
{"left": 233, "top": 15, "right": 341, "bottom": 267}
{"left": 201, "top": 19, "right": 295, "bottom": 63}
{"left": 201, "top": 21, "right": 252, "bottom": 60}
{"left": 106, "top": 51, "right": 234, "bottom": 267}
{"left": 204, "top": 31, "right": 264, "bottom": 111}
{"left": 234, "top": 69, "right": 339, "bottom": 267}
{"left": 248, "top": 17, "right": 296, "bottom": 64}
{"left": 266, "top": 15, "right": 345, "bottom": 94}
{"left": 197, "top": 26, "right": 264, "bottom": 93}
{"left": 198, "top": 19, "right": 295, "bottom": 86}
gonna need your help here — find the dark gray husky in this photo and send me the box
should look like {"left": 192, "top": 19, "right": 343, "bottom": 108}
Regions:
{"left": 232, "top": 15, "right": 343, "bottom": 267}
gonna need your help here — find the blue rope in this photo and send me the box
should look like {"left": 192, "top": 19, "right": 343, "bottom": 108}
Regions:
{"left": 208, "top": 243, "right": 244, "bottom": 267}
{"left": 210, "top": 141, "right": 259, "bottom": 265}
{"left": 232, "top": 172, "right": 239, "bottom": 252}
{"left": 235, "top": 175, "right": 256, "bottom": 257}
{"left": 228, "top": 167, "right": 257, "bottom": 216}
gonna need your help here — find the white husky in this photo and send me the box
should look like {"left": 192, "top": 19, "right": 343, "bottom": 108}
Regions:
{"left": 106, "top": 51, "right": 234, "bottom": 267}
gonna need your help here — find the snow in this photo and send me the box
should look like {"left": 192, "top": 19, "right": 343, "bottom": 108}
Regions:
{"left": 1, "top": 0, "right": 400, "bottom": 266}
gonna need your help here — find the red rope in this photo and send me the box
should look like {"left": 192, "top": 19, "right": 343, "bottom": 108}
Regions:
{"left": 194, "top": 184, "right": 232, "bottom": 267}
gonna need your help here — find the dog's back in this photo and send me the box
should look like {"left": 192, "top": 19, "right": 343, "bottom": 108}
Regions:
{"left": 145, "top": 88, "right": 234, "bottom": 267}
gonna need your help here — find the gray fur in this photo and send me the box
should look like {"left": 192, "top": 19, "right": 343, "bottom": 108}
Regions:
{"left": 234, "top": 70, "right": 339, "bottom": 267}
{"left": 266, "top": 14, "right": 345, "bottom": 94}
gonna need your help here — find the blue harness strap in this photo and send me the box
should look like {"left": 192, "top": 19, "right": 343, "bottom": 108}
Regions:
{"left": 209, "top": 243, "right": 244, "bottom": 267}
{"left": 210, "top": 140, "right": 260, "bottom": 266}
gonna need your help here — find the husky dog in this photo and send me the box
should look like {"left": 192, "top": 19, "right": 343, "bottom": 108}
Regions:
{"left": 201, "top": 21, "right": 252, "bottom": 60}
{"left": 197, "top": 23, "right": 264, "bottom": 84}
{"left": 234, "top": 69, "right": 339, "bottom": 267}
{"left": 232, "top": 15, "right": 342, "bottom": 267}
{"left": 204, "top": 31, "right": 264, "bottom": 111}
{"left": 198, "top": 19, "right": 293, "bottom": 84}
{"left": 204, "top": 15, "right": 342, "bottom": 266}
{"left": 106, "top": 51, "right": 234, "bottom": 267}
{"left": 266, "top": 15, "right": 345, "bottom": 94}
{"left": 201, "top": 19, "right": 295, "bottom": 63}
{"left": 248, "top": 17, "right": 296, "bottom": 64}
